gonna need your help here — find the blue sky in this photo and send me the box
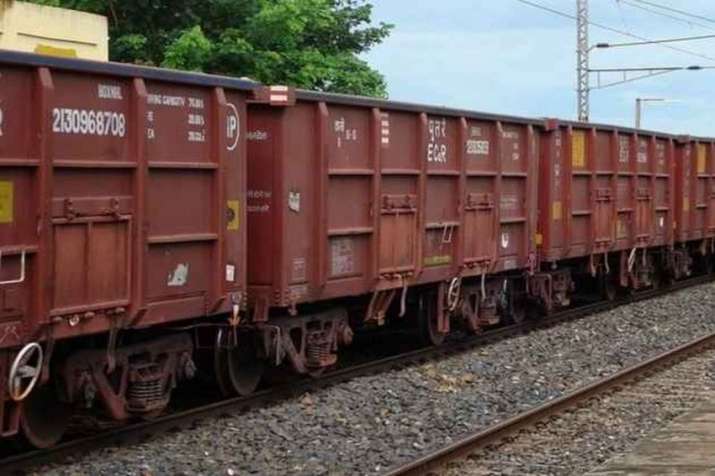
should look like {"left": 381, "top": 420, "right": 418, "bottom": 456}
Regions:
{"left": 364, "top": 0, "right": 715, "bottom": 136}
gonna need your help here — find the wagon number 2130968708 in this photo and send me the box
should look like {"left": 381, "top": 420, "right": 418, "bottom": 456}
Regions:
{"left": 52, "top": 108, "right": 127, "bottom": 137}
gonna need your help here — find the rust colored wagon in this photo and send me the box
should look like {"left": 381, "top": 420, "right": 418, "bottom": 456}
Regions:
{"left": 0, "top": 49, "right": 714, "bottom": 451}
{"left": 674, "top": 136, "right": 715, "bottom": 274}
{"left": 246, "top": 93, "right": 540, "bottom": 366}
{"left": 0, "top": 50, "right": 257, "bottom": 447}
{"left": 535, "top": 120, "right": 678, "bottom": 308}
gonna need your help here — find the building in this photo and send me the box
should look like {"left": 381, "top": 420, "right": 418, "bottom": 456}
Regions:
{"left": 0, "top": 0, "right": 108, "bottom": 60}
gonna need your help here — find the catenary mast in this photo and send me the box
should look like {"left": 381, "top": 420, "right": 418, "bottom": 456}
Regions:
{"left": 576, "top": 0, "right": 590, "bottom": 122}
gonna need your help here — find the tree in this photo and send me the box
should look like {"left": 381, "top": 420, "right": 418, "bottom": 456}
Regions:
{"left": 27, "top": 0, "right": 392, "bottom": 97}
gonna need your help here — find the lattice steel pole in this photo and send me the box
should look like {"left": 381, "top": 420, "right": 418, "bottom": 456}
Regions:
{"left": 576, "top": 0, "right": 590, "bottom": 122}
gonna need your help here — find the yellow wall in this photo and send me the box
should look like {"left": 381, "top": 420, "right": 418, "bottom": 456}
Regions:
{"left": 0, "top": 0, "right": 108, "bottom": 60}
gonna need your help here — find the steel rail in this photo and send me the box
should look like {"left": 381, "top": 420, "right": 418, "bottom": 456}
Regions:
{"left": 384, "top": 313, "right": 715, "bottom": 475}
{"left": 1, "top": 274, "right": 712, "bottom": 473}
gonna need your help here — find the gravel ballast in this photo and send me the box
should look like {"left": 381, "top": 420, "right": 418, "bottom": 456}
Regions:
{"left": 37, "top": 282, "right": 715, "bottom": 476}
{"left": 446, "top": 348, "right": 715, "bottom": 475}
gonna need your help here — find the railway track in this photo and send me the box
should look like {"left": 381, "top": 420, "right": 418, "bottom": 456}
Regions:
{"left": 385, "top": 290, "right": 715, "bottom": 475}
{"left": 446, "top": 346, "right": 715, "bottom": 476}
{"left": 3, "top": 274, "right": 713, "bottom": 474}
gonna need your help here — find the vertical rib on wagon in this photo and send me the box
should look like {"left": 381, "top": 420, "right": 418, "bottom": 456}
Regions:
{"left": 369, "top": 107, "right": 382, "bottom": 287}
{"left": 129, "top": 78, "right": 147, "bottom": 323}
{"left": 37, "top": 67, "right": 54, "bottom": 339}
{"left": 315, "top": 102, "right": 329, "bottom": 290}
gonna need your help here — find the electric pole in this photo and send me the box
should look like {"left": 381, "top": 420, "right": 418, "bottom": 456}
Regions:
{"left": 576, "top": 0, "right": 590, "bottom": 122}
{"left": 635, "top": 97, "right": 669, "bottom": 128}
{"left": 516, "top": 0, "right": 713, "bottom": 123}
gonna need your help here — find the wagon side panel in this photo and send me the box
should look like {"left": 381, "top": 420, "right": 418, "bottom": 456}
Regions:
{"left": 422, "top": 115, "right": 461, "bottom": 281}
{"left": 322, "top": 104, "right": 374, "bottom": 297}
{"left": 246, "top": 106, "right": 281, "bottom": 308}
{"left": 0, "top": 65, "right": 38, "bottom": 350}
{"left": 463, "top": 120, "right": 499, "bottom": 273}
{"left": 46, "top": 71, "right": 136, "bottom": 336}
{"left": 494, "top": 122, "right": 533, "bottom": 272}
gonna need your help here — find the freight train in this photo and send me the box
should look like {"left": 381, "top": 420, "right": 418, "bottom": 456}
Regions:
{"left": 0, "top": 50, "right": 712, "bottom": 448}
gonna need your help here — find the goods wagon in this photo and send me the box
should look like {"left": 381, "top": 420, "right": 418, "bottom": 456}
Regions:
{"left": 1, "top": 48, "right": 714, "bottom": 452}
{"left": 246, "top": 94, "right": 540, "bottom": 373}
{"left": 535, "top": 121, "right": 677, "bottom": 308}
{"left": 0, "top": 50, "right": 268, "bottom": 447}
{"left": 674, "top": 137, "right": 715, "bottom": 274}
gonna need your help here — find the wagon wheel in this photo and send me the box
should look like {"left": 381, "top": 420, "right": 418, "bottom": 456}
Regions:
{"left": 461, "top": 293, "right": 482, "bottom": 335}
{"left": 508, "top": 303, "right": 527, "bottom": 325}
{"left": 501, "top": 281, "right": 527, "bottom": 324}
{"left": 214, "top": 328, "right": 265, "bottom": 397}
{"left": 598, "top": 273, "right": 617, "bottom": 301}
{"left": 307, "top": 367, "right": 328, "bottom": 379}
{"left": 691, "top": 253, "right": 713, "bottom": 275}
{"left": 418, "top": 291, "right": 447, "bottom": 347}
{"left": 650, "top": 267, "right": 663, "bottom": 290}
{"left": 139, "top": 408, "right": 167, "bottom": 421}
{"left": 20, "top": 384, "right": 70, "bottom": 449}
{"left": 704, "top": 255, "right": 715, "bottom": 275}
{"left": 660, "top": 269, "right": 675, "bottom": 287}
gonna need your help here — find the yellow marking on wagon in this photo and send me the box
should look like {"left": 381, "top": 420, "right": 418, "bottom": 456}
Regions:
{"left": 572, "top": 130, "right": 586, "bottom": 168}
{"left": 552, "top": 201, "right": 563, "bottom": 221}
{"left": 227, "top": 200, "right": 240, "bottom": 230}
{"left": 424, "top": 255, "right": 452, "bottom": 267}
{"left": 0, "top": 181, "right": 13, "bottom": 224}
{"left": 697, "top": 144, "right": 707, "bottom": 174}
{"left": 617, "top": 218, "right": 626, "bottom": 238}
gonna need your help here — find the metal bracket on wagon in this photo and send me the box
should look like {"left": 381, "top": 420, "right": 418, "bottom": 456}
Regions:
{"left": 251, "top": 85, "right": 296, "bottom": 106}
{"left": 0, "top": 250, "right": 27, "bottom": 286}
{"left": 8, "top": 342, "right": 43, "bottom": 402}
{"left": 446, "top": 277, "right": 462, "bottom": 312}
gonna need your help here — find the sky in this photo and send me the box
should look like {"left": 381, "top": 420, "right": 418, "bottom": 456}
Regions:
{"left": 364, "top": 0, "right": 715, "bottom": 136}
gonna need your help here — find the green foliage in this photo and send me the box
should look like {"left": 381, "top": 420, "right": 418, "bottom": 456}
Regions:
{"left": 161, "top": 26, "right": 212, "bottom": 71}
{"left": 26, "top": 0, "right": 392, "bottom": 97}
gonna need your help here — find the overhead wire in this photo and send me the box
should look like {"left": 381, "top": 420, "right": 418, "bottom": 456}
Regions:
{"left": 513, "top": 0, "right": 715, "bottom": 62}
{"left": 601, "top": 34, "right": 715, "bottom": 48}
{"left": 631, "top": 0, "right": 715, "bottom": 25}
{"left": 614, "top": 0, "right": 630, "bottom": 31}
{"left": 619, "top": 0, "right": 715, "bottom": 32}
